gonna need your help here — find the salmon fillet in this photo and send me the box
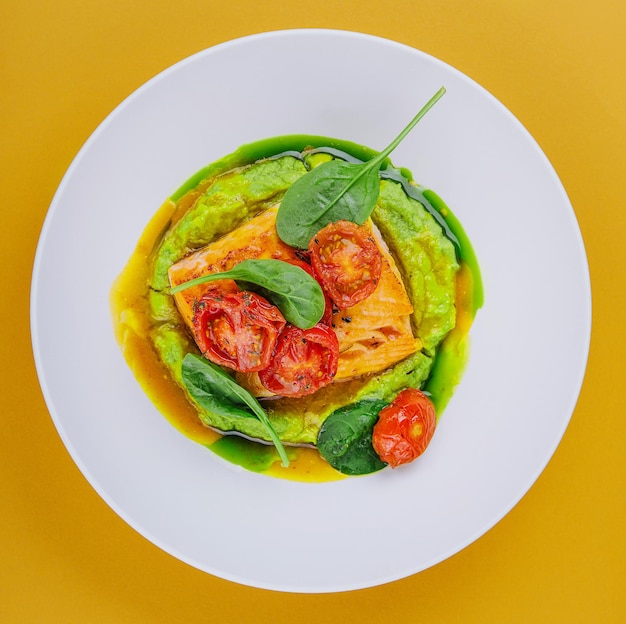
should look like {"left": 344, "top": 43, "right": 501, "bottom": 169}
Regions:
{"left": 168, "top": 205, "right": 419, "bottom": 394}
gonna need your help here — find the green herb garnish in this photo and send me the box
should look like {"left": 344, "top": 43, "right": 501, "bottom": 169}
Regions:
{"left": 170, "top": 258, "right": 325, "bottom": 329}
{"left": 181, "top": 353, "right": 290, "bottom": 467}
{"left": 317, "top": 400, "right": 389, "bottom": 475}
{"left": 275, "top": 87, "right": 446, "bottom": 248}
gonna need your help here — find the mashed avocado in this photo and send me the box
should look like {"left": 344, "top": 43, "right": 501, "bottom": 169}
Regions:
{"left": 145, "top": 144, "right": 460, "bottom": 445}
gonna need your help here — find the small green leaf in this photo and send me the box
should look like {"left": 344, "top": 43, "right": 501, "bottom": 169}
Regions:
{"left": 317, "top": 400, "right": 389, "bottom": 475}
{"left": 275, "top": 160, "right": 380, "bottom": 248}
{"left": 181, "top": 353, "right": 290, "bottom": 467}
{"left": 170, "top": 258, "right": 325, "bottom": 329}
{"left": 276, "top": 87, "right": 446, "bottom": 248}
{"left": 182, "top": 354, "right": 256, "bottom": 420}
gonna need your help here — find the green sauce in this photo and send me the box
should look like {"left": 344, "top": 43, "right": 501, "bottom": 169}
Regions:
{"left": 209, "top": 436, "right": 283, "bottom": 473}
{"left": 420, "top": 188, "right": 484, "bottom": 311}
{"left": 166, "top": 134, "right": 483, "bottom": 474}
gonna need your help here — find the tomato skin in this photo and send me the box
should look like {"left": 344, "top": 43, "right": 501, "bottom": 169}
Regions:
{"left": 258, "top": 324, "right": 339, "bottom": 397}
{"left": 372, "top": 388, "right": 437, "bottom": 468}
{"left": 192, "top": 289, "right": 286, "bottom": 373}
{"left": 308, "top": 220, "right": 382, "bottom": 310}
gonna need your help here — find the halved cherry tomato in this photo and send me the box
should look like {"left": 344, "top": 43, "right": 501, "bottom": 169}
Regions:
{"left": 308, "top": 220, "right": 382, "bottom": 310}
{"left": 192, "top": 289, "right": 286, "bottom": 372}
{"left": 372, "top": 388, "right": 437, "bottom": 468}
{"left": 258, "top": 324, "right": 339, "bottom": 397}
{"left": 285, "top": 258, "right": 334, "bottom": 325}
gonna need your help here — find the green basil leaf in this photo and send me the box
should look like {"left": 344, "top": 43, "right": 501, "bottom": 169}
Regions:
{"left": 181, "top": 353, "right": 290, "bottom": 467}
{"left": 276, "top": 87, "right": 446, "bottom": 249}
{"left": 317, "top": 400, "right": 389, "bottom": 475}
{"left": 170, "top": 258, "right": 325, "bottom": 329}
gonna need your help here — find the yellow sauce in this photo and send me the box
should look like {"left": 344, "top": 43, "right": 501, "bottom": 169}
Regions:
{"left": 110, "top": 201, "right": 345, "bottom": 481}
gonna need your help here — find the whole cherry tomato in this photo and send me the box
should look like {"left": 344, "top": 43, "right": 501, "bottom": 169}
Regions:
{"left": 372, "top": 388, "right": 437, "bottom": 468}
{"left": 192, "top": 289, "right": 285, "bottom": 372}
{"left": 258, "top": 324, "right": 339, "bottom": 397}
{"left": 308, "top": 220, "right": 382, "bottom": 310}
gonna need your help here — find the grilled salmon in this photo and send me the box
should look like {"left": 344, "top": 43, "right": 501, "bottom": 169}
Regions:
{"left": 168, "top": 205, "right": 419, "bottom": 394}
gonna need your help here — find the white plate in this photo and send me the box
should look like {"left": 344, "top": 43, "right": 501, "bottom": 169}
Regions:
{"left": 31, "top": 29, "right": 591, "bottom": 593}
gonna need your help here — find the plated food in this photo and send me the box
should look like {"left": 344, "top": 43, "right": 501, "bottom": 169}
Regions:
{"left": 111, "top": 93, "right": 482, "bottom": 480}
{"left": 34, "top": 31, "right": 589, "bottom": 590}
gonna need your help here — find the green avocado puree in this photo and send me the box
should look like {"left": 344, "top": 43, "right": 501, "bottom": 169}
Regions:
{"left": 125, "top": 135, "right": 482, "bottom": 476}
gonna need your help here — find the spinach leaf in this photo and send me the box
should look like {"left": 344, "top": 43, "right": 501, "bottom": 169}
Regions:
{"left": 181, "top": 353, "right": 290, "bottom": 467}
{"left": 276, "top": 87, "right": 446, "bottom": 248}
{"left": 170, "top": 258, "right": 325, "bottom": 329}
{"left": 317, "top": 400, "right": 389, "bottom": 475}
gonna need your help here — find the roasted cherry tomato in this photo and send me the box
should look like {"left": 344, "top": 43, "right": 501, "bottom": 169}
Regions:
{"left": 372, "top": 388, "right": 437, "bottom": 468}
{"left": 308, "top": 220, "right": 382, "bottom": 310}
{"left": 258, "top": 324, "right": 339, "bottom": 397}
{"left": 192, "top": 289, "right": 286, "bottom": 372}
{"left": 285, "top": 258, "right": 334, "bottom": 325}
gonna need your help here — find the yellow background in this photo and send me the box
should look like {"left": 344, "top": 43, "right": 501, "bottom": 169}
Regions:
{"left": 2, "top": 0, "right": 625, "bottom": 621}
